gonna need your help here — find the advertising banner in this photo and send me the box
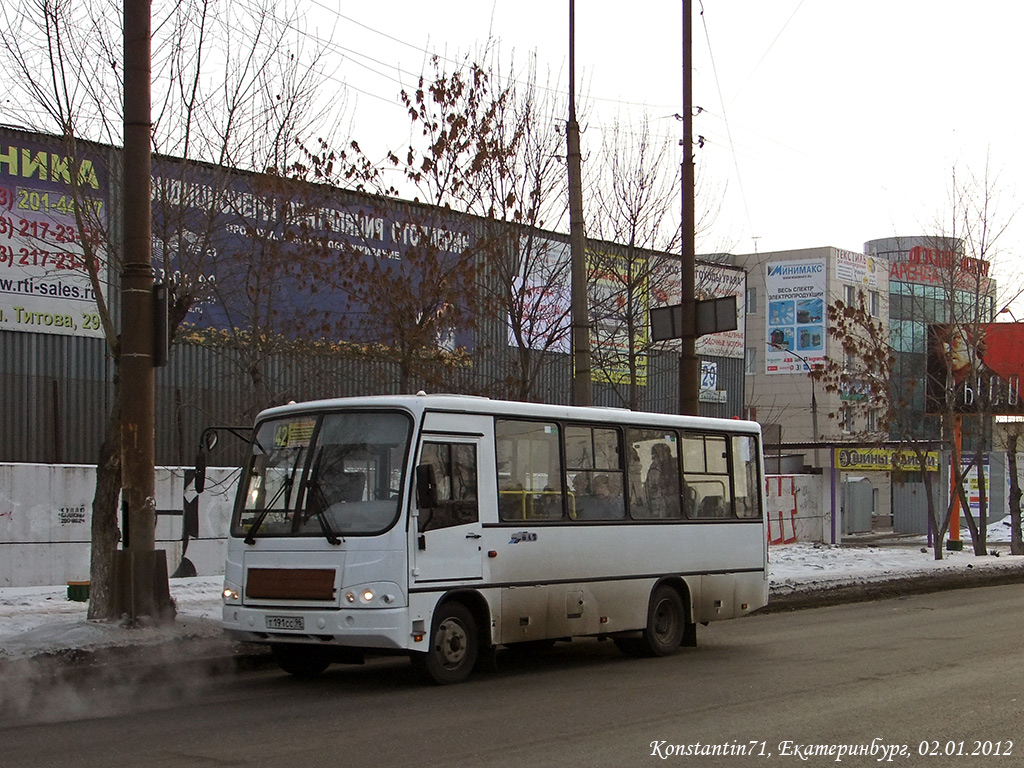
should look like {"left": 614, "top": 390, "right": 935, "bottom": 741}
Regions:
{"left": 926, "top": 322, "right": 1024, "bottom": 415}
{"left": 153, "top": 162, "right": 477, "bottom": 350}
{"left": 650, "top": 257, "right": 745, "bottom": 359}
{"left": 835, "top": 447, "right": 940, "bottom": 473}
{"left": 589, "top": 249, "right": 647, "bottom": 386}
{"left": 962, "top": 456, "right": 990, "bottom": 515}
{"left": 835, "top": 249, "right": 878, "bottom": 288}
{"left": 765, "top": 258, "right": 827, "bottom": 373}
{"left": 511, "top": 243, "right": 747, "bottom": 367}
{"left": 507, "top": 235, "right": 571, "bottom": 353}
{"left": 0, "top": 136, "right": 108, "bottom": 338}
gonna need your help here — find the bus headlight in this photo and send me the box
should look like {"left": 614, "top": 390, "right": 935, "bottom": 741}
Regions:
{"left": 342, "top": 583, "right": 403, "bottom": 607}
{"left": 222, "top": 587, "right": 240, "bottom": 603}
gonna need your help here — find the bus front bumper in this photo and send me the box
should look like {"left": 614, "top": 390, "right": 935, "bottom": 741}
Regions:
{"left": 222, "top": 604, "right": 408, "bottom": 651}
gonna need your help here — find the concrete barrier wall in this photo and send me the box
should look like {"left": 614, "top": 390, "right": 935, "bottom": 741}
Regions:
{"left": 766, "top": 474, "right": 827, "bottom": 544}
{"left": 0, "top": 463, "right": 237, "bottom": 588}
{"left": 3, "top": 464, "right": 829, "bottom": 587}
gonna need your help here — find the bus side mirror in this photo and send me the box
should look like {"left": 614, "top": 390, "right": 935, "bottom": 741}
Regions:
{"left": 195, "top": 451, "right": 207, "bottom": 494}
{"left": 416, "top": 463, "right": 439, "bottom": 509}
{"left": 194, "top": 429, "right": 220, "bottom": 495}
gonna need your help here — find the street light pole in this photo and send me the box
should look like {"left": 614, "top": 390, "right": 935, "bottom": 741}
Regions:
{"left": 119, "top": 0, "right": 173, "bottom": 622}
{"left": 679, "top": 0, "right": 699, "bottom": 416}
{"left": 567, "top": 0, "right": 591, "bottom": 406}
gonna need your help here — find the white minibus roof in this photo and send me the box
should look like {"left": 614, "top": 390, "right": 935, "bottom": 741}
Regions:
{"left": 257, "top": 393, "right": 761, "bottom": 436}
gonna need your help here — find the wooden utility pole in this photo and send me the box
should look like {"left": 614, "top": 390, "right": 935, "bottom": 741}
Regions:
{"left": 679, "top": 0, "right": 699, "bottom": 416}
{"left": 568, "top": 0, "right": 592, "bottom": 406}
{"left": 119, "top": 0, "right": 174, "bottom": 621}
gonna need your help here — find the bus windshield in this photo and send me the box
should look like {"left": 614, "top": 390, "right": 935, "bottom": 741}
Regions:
{"left": 232, "top": 410, "right": 412, "bottom": 540}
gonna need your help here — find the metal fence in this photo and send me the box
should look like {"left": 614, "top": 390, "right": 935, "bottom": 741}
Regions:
{"left": 1, "top": 328, "right": 744, "bottom": 466}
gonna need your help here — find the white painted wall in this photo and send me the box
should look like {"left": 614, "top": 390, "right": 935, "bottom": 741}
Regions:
{"left": 0, "top": 463, "right": 237, "bottom": 588}
{"left": 2, "top": 464, "right": 831, "bottom": 587}
{"left": 766, "top": 473, "right": 828, "bottom": 544}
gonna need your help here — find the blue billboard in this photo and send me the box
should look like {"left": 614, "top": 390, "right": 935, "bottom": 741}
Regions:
{"left": 151, "top": 160, "right": 479, "bottom": 351}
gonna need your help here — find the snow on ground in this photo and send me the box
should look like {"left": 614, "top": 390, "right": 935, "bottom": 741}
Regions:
{"left": 770, "top": 539, "right": 1021, "bottom": 596}
{"left": 0, "top": 576, "right": 225, "bottom": 660}
{"left": 1, "top": 521, "right": 1021, "bottom": 661}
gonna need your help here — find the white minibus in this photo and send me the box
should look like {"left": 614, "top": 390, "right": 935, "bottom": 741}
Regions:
{"left": 218, "top": 394, "right": 768, "bottom": 683}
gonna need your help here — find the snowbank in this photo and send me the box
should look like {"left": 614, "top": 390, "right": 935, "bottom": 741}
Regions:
{"left": 2, "top": 524, "right": 1022, "bottom": 662}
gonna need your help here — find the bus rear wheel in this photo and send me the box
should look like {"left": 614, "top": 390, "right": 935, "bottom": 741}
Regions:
{"left": 414, "top": 601, "right": 478, "bottom": 685}
{"left": 272, "top": 643, "right": 332, "bottom": 678}
{"left": 617, "top": 585, "right": 685, "bottom": 658}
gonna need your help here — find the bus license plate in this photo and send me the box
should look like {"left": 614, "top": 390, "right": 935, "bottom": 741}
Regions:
{"left": 265, "top": 615, "right": 304, "bottom": 631}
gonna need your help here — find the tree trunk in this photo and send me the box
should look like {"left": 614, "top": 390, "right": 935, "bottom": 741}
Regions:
{"left": 955, "top": 457, "right": 983, "bottom": 555}
{"left": 927, "top": 476, "right": 945, "bottom": 561}
{"left": 973, "top": 445, "right": 988, "bottom": 555}
{"left": 1008, "top": 434, "right": 1023, "bottom": 556}
{"left": 87, "top": 377, "right": 122, "bottom": 621}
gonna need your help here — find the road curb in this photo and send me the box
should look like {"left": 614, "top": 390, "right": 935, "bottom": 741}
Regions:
{"left": 761, "top": 565, "right": 1024, "bottom": 613}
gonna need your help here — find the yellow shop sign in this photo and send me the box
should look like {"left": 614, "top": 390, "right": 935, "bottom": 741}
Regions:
{"left": 835, "top": 448, "right": 939, "bottom": 472}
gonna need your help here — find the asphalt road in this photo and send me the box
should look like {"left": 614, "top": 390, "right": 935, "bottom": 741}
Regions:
{"left": 2, "top": 584, "right": 1023, "bottom": 768}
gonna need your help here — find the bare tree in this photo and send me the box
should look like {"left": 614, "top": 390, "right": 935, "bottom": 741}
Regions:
{"left": 926, "top": 161, "right": 1018, "bottom": 556}
{"left": 819, "top": 163, "right": 1019, "bottom": 559}
{"left": 471, "top": 52, "right": 573, "bottom": 401}
{"left": 0, "top": 0, "right": 347, "bottom": 618}
{"left": 304, "top": 47, "right": 573, "bottom": 398}
{"left": 1006, "top": 427, "right": 1024, "bottom": 555}
{"left": 815, "top": 291, "right": 952, "bottom": 559}
{"left": 584, "top": 117, "right": 678, "bottom": 408}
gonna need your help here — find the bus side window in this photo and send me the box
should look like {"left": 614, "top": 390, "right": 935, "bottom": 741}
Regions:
{"left": 732, "top": 435, "right": 762, "bottom": 518}
{"left": 682, "top": 432, "right": 733, "bottom": 519}
{"left": 627, "top": 429, "right": 681, "bottom": 519}
{"left": 418, "top": 442, "right": 478, "bottom": 531}
{"left": 566, "top": 425, "right": 625, "bottom": 520}
{"left": 496, "top": 419, "right": 564, "bottom": 521}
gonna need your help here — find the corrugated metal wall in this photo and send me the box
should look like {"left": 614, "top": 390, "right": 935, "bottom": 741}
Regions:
{"left": 1, "top": 332, "right": 113, "bottom": 464}
{"left": 1, "top": 128, "right": 747, "bottom": 466}
{"left": 2, "top": 327, "right": 743, "bottom": 466}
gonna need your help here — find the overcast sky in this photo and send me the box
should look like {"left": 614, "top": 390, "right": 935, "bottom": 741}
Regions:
{"left": 315, "top": 1, "right": 1023, "bottom": 293}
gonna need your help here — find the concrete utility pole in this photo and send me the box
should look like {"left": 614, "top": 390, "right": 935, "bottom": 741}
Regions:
{"left": 568, "top": 0, "right": 592, "bottom": 407}
{"left": 119, "top": 0, "right": 173, "bottom": 621}
{"left": 679, "top": 0, "right": 699, "bottom": 416}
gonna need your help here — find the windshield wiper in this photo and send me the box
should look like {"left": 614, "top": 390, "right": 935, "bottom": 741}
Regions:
{"left": 303, "top": 450, "right": 342, "bottom": 545}
{"left": 244, "top": 451, "right": 303, "bottom": 545}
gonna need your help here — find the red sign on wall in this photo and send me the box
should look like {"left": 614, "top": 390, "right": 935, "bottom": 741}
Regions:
{"left": 927, "top": 323, "right": 1024, "bottom": 414}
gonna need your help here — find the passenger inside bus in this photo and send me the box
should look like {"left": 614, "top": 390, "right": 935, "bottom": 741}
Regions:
{"left": 576, "top": 473, "right": 625, "bottom": 520}
{"left": 645, "top": 443, "right": 680, "bottom": 518}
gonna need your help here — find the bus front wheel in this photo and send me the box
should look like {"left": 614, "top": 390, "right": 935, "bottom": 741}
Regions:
{"left": 414, "top": 601, "right": 479, "bottom": 685}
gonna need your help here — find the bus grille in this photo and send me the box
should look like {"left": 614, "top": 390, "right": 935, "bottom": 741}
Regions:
{"left": 245, "top": 568, "right": 336, "bottom": 601}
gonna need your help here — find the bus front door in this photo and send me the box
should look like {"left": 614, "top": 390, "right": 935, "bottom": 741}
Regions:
{"left": 412, "top": 433, "right": 485, "bottom": 585}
